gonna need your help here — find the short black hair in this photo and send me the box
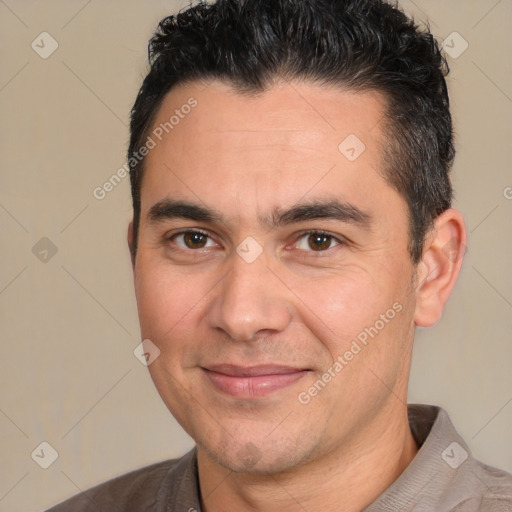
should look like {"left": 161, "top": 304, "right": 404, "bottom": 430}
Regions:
{"left": 128, "top": 0, "right": 454, "bottom": 263}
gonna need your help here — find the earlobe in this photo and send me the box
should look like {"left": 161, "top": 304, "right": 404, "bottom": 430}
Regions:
{"left": 127, "top": 221, "right": 136, "bottom": 269}
{"left": 413, "top": 209, "right": 467, "bottom": 327}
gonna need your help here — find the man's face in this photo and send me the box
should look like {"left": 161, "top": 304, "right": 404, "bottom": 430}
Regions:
{"left": 132, "top": 80, "right": 418, "bottom": 473}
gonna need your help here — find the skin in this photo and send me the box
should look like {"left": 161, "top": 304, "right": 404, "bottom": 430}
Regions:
{"left": 128, "top": 79, "right": 466, "bottom": 512}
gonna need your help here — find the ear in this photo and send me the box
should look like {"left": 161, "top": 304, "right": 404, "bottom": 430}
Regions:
{"left": 414, "top": 209, "right": 467, "bottom": 327}
{"left": 127, "top": 221, "right": 136, "bottom": 269}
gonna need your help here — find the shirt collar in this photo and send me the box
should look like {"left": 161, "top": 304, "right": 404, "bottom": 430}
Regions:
{"left": 364, "top": 404, "right": 472, "bottom": 511}
{"left": 156, "top": 445, "right": 202, "bottom": 512}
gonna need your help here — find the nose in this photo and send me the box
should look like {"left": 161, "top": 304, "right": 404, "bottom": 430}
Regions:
{"left": 206, "top": 251, "right": 292, "bottom": 342}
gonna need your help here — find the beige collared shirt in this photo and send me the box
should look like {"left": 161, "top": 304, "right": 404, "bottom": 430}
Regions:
{"left": 47, "top": 405, "right": 512, "bottom": 511}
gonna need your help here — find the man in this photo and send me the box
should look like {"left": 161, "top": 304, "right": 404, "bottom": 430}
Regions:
{"left": 48, "top": 0, "right": 512, "bottom": 510}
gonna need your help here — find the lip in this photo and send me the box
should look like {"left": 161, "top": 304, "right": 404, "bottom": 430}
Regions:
{"left": 202, "top": 365, "right": 309, "bottom": 398}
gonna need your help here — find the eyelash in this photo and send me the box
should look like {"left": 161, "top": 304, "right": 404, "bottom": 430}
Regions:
{"left": 166, "top": 229, "right": 345, "bottom": 254}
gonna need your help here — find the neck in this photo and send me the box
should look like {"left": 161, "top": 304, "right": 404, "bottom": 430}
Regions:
{"left": 198, "top": 404, "right": 419, "bottom": 512}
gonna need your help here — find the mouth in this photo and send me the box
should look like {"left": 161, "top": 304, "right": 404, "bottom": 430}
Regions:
{"left": 202, "top": 364, "right": 310, "bottom": 398}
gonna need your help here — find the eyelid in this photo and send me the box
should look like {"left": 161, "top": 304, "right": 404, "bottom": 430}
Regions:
{"left": 292, "top": 229, "right": 347, "bottom": 249}
{"left": 286, "top": 229, "right": 350, "bottom": 254}
{"left": 166, "top": 228, "right": 210, "bottom": 239}
{"left": 166, "top": 229, "right": 220, "bottom": 249}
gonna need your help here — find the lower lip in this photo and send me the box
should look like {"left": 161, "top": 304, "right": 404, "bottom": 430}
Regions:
{"left": 203, "top": 369, "right": 308, "bottom": 398}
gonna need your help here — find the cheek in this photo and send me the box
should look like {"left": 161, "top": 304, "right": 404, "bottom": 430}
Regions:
{"left": 134, "top": 256, "right": 210, "bottom": 340}
{"left": 289, "top": 262, "right": 409, "bottom": 359}
{"left": 290, "top": 269, "right": 380, "bottom": 336}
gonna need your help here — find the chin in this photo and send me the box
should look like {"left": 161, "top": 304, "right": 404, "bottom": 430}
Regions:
{"left": 197, "top": 429, "right": 320, "bottom": 475}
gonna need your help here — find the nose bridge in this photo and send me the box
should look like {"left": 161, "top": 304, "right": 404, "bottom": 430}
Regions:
{"left": 209, "top": 250, "right": 291, "bottom": 342}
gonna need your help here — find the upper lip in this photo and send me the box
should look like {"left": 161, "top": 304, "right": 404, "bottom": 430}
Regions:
{"left": 203, "top": 364, "right": 308, "bottom": 377}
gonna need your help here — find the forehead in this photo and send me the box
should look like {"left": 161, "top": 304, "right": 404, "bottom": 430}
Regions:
{"left": 150, "top": 78, "right": 387, "bottom": 147}
{"left": 140, "top": 79, "right": 400, "bottom": 221}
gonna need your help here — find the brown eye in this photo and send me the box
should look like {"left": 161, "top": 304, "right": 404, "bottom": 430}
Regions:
{"left": 308, "top": 233, "right": 332, "bottom": 251}
{"left": 184, "top": 232, "right": 207, "bottom": 248}
{"left": 172, "top": 231, "right": 215, "bottom": 249}
{"left": 295, "top": 231, "right": 341, "bottom": 252}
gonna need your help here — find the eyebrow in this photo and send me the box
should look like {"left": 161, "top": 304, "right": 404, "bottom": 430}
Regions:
{"left": 147, "top": 198, "right": 372, "bottom": 230}
{"left": 266, "top": 200, "right": 372, "bottom": 229}
{"left": 148, "top": 200, "right": 224, "bottom": 225}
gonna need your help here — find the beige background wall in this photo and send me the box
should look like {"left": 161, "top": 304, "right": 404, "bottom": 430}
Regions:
{"left": 0, "top": 1, "right": 510, "bottom": 510}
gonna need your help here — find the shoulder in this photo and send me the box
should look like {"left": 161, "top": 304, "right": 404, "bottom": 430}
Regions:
{"left": 428, "top": 406, "right": 512, "bottom": 511}
{"left": 449, "top": 461, "right": 512, "bottom": 511}
{"left": 46, "top": 451, "right": 193, "bottom": 512}
{"left": 367, "top": 405, "right": 512, "bottom": 512}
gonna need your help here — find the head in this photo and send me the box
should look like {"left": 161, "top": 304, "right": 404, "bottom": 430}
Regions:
{"left": 127, "top": 0, "right": 466, "bottom": 474}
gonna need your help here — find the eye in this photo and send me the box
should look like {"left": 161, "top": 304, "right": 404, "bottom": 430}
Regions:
{"left": 170, "top": 230, "right": 217, "bottom": 250}
{"left": 294, "top": 231, "right": 342, "bottom": 252}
